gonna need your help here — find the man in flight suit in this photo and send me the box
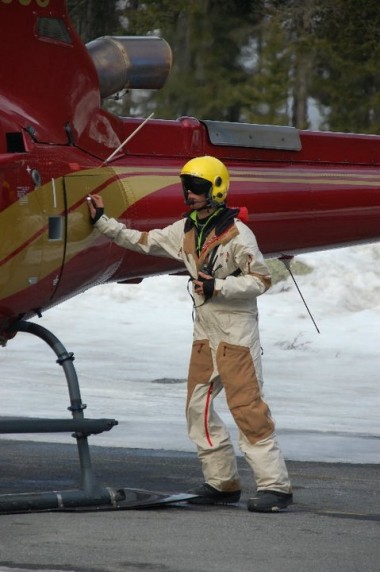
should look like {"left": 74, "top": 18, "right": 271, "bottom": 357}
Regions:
{"left": 88, "top": 155, "right": 293, "bottom": 512}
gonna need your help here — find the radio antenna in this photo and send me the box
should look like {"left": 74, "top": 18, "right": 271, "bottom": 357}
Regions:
{"left": 279, "top": 255, "right": 320, "bottom": 334}
{"left": 101, "top": 112, "right": 154, "bottom": 166}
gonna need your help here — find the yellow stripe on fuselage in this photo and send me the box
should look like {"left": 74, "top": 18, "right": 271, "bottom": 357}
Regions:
{"left": 0, "top": 167, "right": 178, "bottom": 300}
{"left": 1, "top": 164, "right": 379, "bottom": 301}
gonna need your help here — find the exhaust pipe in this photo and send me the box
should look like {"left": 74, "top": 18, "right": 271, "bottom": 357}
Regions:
{"left": 86, "top": 36, "right": 172, "bottom": 98}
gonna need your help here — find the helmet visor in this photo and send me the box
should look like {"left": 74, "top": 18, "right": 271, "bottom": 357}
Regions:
{"left": 181, "top": 175, "right": 212, "bottom": 196}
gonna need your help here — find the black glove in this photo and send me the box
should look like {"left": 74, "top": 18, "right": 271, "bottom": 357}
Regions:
{"left": 202, "top": 278, "right": 215, "bottom": 300}
{"left": 90, "top": 207, "right": 104, "bottom": 225}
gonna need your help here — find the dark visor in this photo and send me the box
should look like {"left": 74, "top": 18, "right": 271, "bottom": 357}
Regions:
{"left": 181, "top": 175, "right": 212, "bottom": 196}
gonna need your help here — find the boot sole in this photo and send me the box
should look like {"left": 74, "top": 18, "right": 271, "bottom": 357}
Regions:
{"left": 247, "top": 498, "right": 293, "bottom": 513}
{"left": 188, "top": 493, "right": 241, "bottom": 505}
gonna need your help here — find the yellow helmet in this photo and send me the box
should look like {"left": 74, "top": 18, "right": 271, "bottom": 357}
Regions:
{"left": 180, "top": 156, "right": 230, "bottom": 206}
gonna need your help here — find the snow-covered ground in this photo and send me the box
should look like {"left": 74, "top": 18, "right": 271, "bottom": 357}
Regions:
{"left": 1, "top": 244, "right": 379, "bottom": 463}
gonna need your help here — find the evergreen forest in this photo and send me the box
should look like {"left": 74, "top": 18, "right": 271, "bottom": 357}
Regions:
{"left": 68, "top": 0, "right": 380, "bottom": 134}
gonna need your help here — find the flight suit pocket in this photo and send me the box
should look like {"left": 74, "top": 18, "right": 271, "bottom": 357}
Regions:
{"left": 186, "top": 340, "right": 214, "bottom": 409}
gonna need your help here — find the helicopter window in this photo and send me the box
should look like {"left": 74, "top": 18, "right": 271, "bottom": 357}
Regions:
{"left": 6, "top": 132, "right": 25, "bottom": 153}
{"left": 36, "top": 17, "right": 72, "bottom": 45}
{"left": 48, "top": 216, "right": 63, "bottom": 241}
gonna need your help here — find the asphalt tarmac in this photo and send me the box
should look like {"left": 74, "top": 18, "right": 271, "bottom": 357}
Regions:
{"left": 0, "top": 439, "right": 379, "bottom": 572}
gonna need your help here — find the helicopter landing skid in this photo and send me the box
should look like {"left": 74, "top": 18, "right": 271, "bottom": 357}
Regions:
{"left": 0, "top": 320, "right": 195, "bottom": 515}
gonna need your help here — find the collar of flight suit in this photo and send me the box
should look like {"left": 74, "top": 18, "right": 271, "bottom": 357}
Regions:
{"left": 183, "top": 207, "right": 240, "bottom": 271}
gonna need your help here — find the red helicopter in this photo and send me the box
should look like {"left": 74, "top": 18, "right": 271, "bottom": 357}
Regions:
{"left": 0, "top": 0, "right": 379, "bottom": 512}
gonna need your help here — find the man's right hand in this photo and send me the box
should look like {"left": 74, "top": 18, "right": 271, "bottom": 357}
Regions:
{"left": 87, "top": 194, "right": 104, "bottom": 224}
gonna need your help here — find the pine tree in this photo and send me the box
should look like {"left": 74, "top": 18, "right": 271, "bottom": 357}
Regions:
{"left": 68, "top": 0, "right": 121, "bottom": 43}
{"left": 116, "top": 0, "right": 265, "bottom": 120}
{"left": 311, "top": 0, "right": 380, "bottom": 133}
{"left": 67, "top": 0, "right": 380, "bottom": 134}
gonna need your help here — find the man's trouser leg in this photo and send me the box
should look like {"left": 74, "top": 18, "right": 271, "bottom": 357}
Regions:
{"left": 239, "top": 431, "right": 292, "bottom": 493}
{"left": 217, "top": 341, "right": 292, "bottom": 494}
{"left": 186, "top": 340, "right": 241, "bottom": 492}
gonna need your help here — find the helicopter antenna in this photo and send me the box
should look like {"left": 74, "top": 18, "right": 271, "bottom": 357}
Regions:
{"left": 101, "top": 112, "right": 154, "bottom": 166}
{"left": 279, "top": 255, "right": 320, "bottom": 334}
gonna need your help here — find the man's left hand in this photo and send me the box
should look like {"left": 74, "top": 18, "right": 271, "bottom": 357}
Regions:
{"left": 193, "top": 271, "right": 215, "bottom": 299}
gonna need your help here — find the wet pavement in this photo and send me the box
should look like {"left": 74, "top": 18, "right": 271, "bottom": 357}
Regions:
{"left": 0, "top": 439, "right": 379, "bottom": 572}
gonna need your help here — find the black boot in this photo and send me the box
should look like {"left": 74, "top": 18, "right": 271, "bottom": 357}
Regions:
{"left": 247, "top": 490, "right": 293, "bottom": 512}
{"left": 187, "top": 483, "right": 241, "bottom": 505}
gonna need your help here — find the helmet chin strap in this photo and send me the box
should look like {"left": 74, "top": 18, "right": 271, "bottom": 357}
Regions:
{"left": 195, "top": 201, "right": 216, "bottom": 216}
{"left": 197, "top": 206, "right": 213, "bottom": 215}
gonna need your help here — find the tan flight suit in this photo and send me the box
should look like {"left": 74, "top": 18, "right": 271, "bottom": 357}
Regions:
{"left": 95, "top": 212, "right": 292, "bottom": 494}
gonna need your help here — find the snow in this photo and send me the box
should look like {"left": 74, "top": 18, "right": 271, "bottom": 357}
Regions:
{"left": 1, "top": 243, "right": 379, "bottom": 464}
